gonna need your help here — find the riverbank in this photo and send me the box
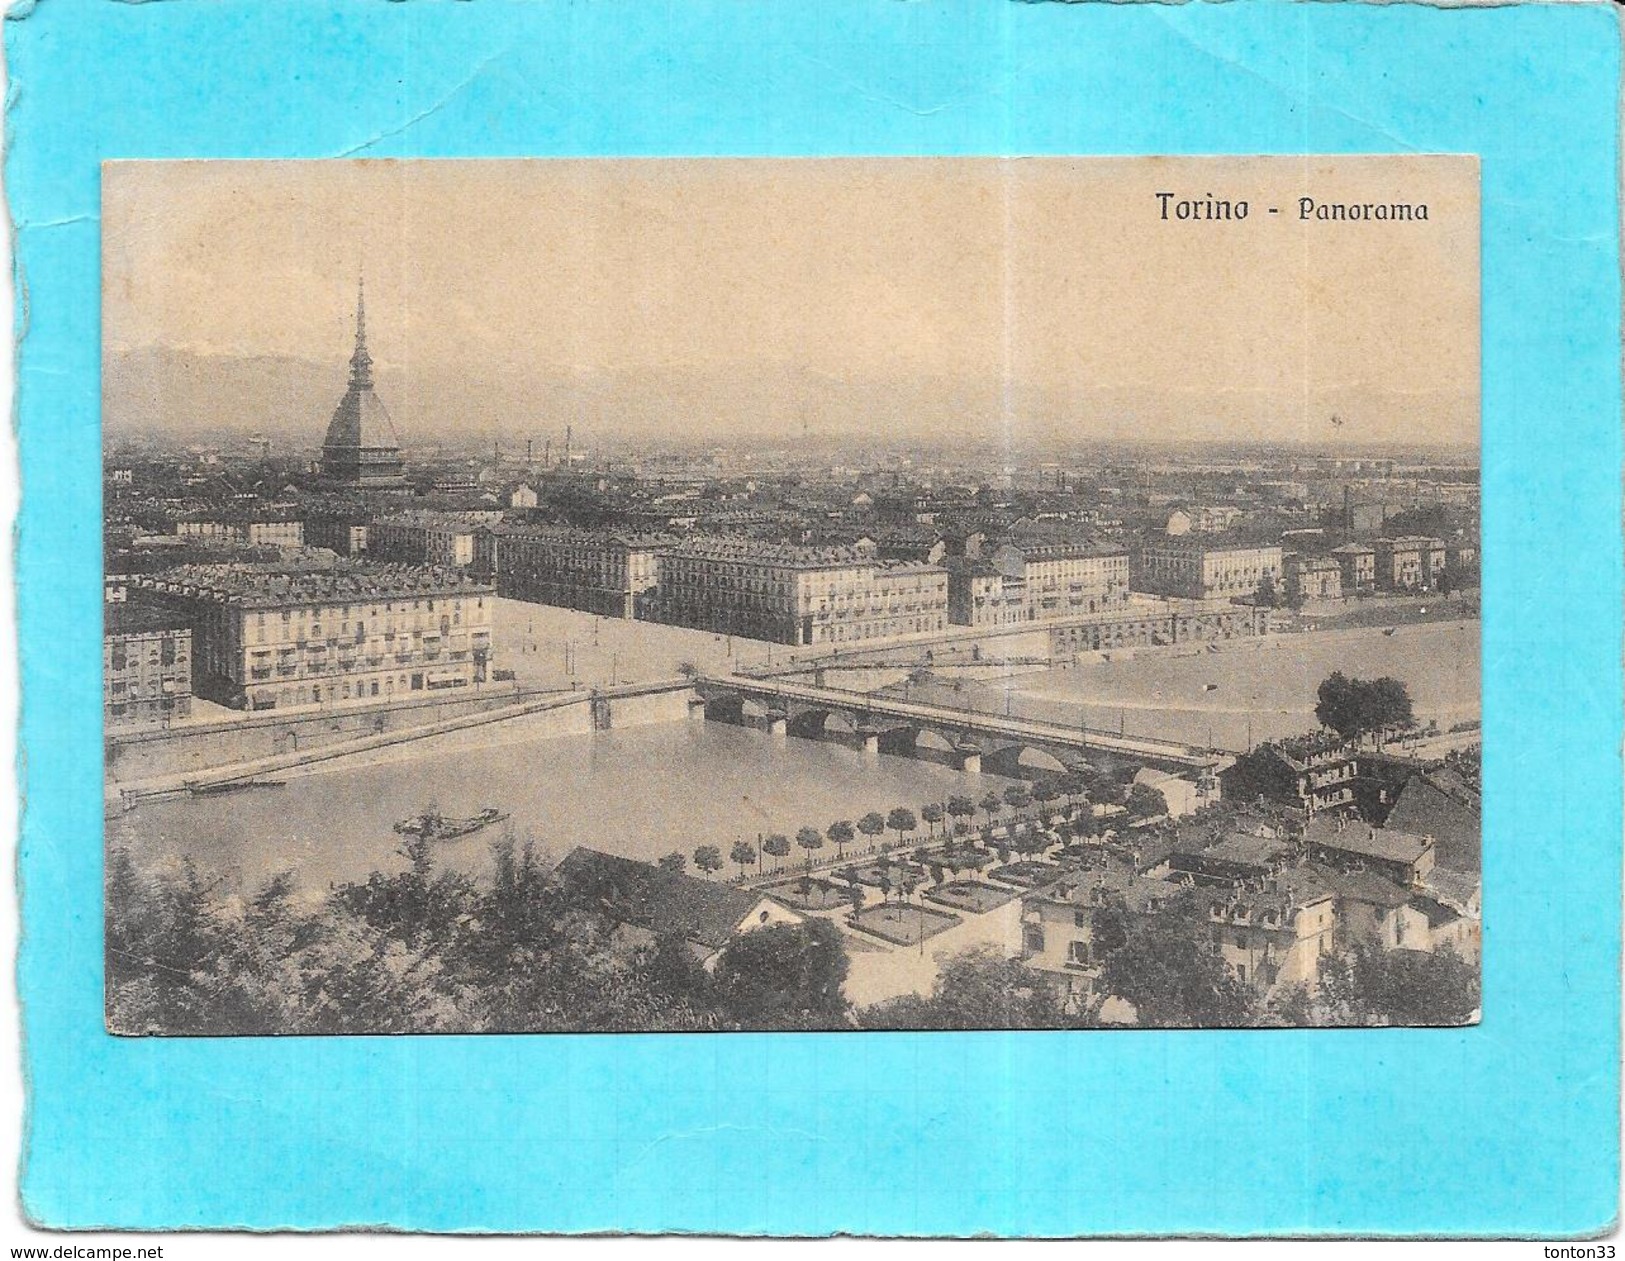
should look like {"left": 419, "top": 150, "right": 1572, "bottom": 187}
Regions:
{"left": 897, "top": 618, "right": 1480, "bottom": 753}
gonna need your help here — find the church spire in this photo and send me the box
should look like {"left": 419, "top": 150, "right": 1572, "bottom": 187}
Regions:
{"left": 348, "top": 272, "right": 373, "bottom": 388}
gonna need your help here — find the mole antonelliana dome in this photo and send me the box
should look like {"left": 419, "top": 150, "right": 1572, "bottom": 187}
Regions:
{"left": 320, "top": 277, "right": 405, "bottom": 487}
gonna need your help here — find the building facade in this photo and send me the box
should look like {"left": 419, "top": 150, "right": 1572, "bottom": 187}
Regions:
{"left": 1372, "top": 536, "right": 1447, "bottom": 591}
{"left": 126, "top": 562, "right": 495, "bottom": 710}
{"left": 490, "top": 523, "right": 667, "bottom": 618}
{"left": 304, "top": 515, "right": 370, "bottom": 556}
{"left": 651, "top": 537, "right": 949, "bottom": 646}
{"left": 1329, "top": 542, "right": 1376, "bottom": 593}
{"left": 1284, "top": 553, "right": 1344, "bottom": 602}
{"left": 944, "top": 559, "right": 1027, "bottom": 628}
{"left": 1131, "top": 538, "right": 1283, "bottom": 601}
{"left": 369, "top": 511, "right": 501, "bottom": 569}
{"left": 175, "top": 516, "right": 306, "bottom": 548}
{"left": 993, "top": 542, "right": 1131, "bottom": 620}
{"left": 104, "top": 605, "right": 193, "bottom": 727}
{"left": 1047, "top": 603, "right": 1267, "bottom": 655}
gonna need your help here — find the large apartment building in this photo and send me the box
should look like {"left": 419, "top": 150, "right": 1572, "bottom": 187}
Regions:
{"left": 175, "top": 513, "right": 306, "bottom": 548}
{"left": 126, "top": 562, "right": 495, "bottom": 710}
{"left": 1131, "top": 538, "right": 1283, "bottom": 601}
{"left": 1372, "top": 536, "right": 1447, "bottom": 591}
{"left": 1283, "top": 552, "right": 1344, "bottom": 602}
{"left": 944, "top": 541, "right": 1129, "bottom": 628}
{"left": 104, "top": 605, "right": 193, "bottom": 727}
{"left": 488, "top": 523, "right": 667, "bottom": 619}
{"left": 992, "top": 541, "right": 1131, "bottom": 619}
{"left": 650, "top": 537, "right": 949, "bottom": 646}
{"left": 368, "top": 510, "right": 502, "bottom": 569}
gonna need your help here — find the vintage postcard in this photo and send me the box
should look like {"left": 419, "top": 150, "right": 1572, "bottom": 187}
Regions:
{"left": 102, "top": 156, "right": 1483, "bottom": 1036}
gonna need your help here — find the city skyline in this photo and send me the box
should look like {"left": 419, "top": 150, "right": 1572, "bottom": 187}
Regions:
{"left": 103, "top": 157, "right": 1480, "bottom": 448}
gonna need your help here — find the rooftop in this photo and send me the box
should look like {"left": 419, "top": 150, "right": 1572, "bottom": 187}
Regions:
{"left": 1200, "top": 831, "right": 1297, "bottom": 870}
{"left": 1034, "top": 867, "right": 1187, "bottom": 915}
{"left": 105, "top": 604, "right": 193, "bottom": 637}
{"left": 554, "top": 847, "right": 779, "bottom": 950}
{"left": 1303, "top": 816, "right": 1434, "bottom": 867}
{"left": 373, "top": 509, "right": 503, "bottom": 530}
{"left": 1386, "top": 773, "right": 1480, "bottom": 874}
{"left": 491, "top": 522, "right": 674, "bottom": 549}
{"left": 1374, "top": 535, "right": 1447, "bottom": 548}
{"left": 128, "top": 561, "right": 493, "bottom": 607}
{"left": 661, "top": 535, "right": 944, "bottom": 573}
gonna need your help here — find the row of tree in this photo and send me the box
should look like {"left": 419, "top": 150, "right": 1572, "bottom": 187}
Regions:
{"left": 657, "top": 772, "right": 1168, "bottom": 879}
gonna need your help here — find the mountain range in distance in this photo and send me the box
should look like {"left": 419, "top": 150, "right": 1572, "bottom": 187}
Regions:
{"left": 103, "top": 343, "right": 1482, "bottom": 453}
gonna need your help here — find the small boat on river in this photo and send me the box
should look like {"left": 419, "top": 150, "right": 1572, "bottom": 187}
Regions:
{"left": 186, "top": 779, "right": 287, "bottom": 797}
{"left": 393, "top": 807, "right": 508, "bottom": 841}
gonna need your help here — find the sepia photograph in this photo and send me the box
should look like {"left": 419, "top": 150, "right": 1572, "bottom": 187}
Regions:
{"left": 101, "top": 156, "right": 1482, "bottom": 1035}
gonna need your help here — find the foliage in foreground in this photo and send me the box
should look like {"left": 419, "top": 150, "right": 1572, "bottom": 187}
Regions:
{"left": 106, "top": 838, "right": 850, "bottom": 1035}
{"left": 107, "top": 840, "right": 1478, "bottom": 1035}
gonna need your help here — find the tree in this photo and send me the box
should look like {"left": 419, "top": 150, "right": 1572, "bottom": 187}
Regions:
{"left": 714, "top": 920, "right": 851, "bottom": 1029}
{"left": 846, "top": 884, "right": 866, "bottom": 919}
{"left": 1031, "top": 779, "right": 1060, "bottom": 821}
{"left": 1254, "top": 575, "right": 1278, "bottom": 608}
{"left": 946, "top": 794, "right": 977, "bottom": 830}
{"left": 1097, "top": 896, "right": 1257, "bottom": 1028}
{"left": 826, "top": 819, "right": 855, "bottom": 860}
{"left": 729, "top": 839, "right": 758, "bottom": 877}
{"left": 1125, "top": 782, "right": 1169, "bottom": 821}
{"left": 1055, "top": 770, "right": 1087, "bottom": 809}
{"left": 859, "top": 945, "right": 1067, "bottom": 1030}
{"left": 795, "top": 826, "right": 825, "bottom": 869}
{"left": 761, "top": 833, "right": 791, "bottom": 871}
{"left": 886, "top": 807, "right": 918, "bottom": 847}
{"left": 857, "top": 811, "right": 887, "bottom": 849}
{"left": 1315, "top": 672, "right": 1415, "bottom": 741}
{"left": 979, "top": 791, "right": 1004, "bottom": 830}
{"left": 657, "top": 852, "right": 687, "bottom": 874}
{"left": 692, "top": 844, "right": 724, "bottom": 877}
{"left": 1014, "top": 826, "right": 1050, "bottom": 861}
{"left": 921, "top": 802, "right": 946, "bottom": 837}
{"left": 1002, "top": 784, "right": 1032, "bottom": 819}
{"left": 1318, "top": 942, "right": 1479, "bottom": 1027}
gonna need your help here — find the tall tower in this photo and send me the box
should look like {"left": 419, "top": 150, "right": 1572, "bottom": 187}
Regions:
{"left": 321, "top": 275, "right": 406, "bottom": 488}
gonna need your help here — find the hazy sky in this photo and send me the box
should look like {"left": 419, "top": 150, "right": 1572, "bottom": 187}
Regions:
{"left": 103, "top": 157, "right": 1479, "bottom": 446}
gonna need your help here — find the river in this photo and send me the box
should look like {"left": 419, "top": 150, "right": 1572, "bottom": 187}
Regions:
{"left": 109, "top": 717, "right": 1009, "bottom": 896}
{"left": 1005, "top": 619, "right": 1481, "bottom": 751}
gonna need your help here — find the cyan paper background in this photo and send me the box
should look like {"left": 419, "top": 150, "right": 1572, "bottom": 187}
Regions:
{"left": 8, "top": 0, "right": 1620, "bottom": 1236}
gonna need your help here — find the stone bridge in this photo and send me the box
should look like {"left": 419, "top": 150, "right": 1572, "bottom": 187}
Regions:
{"left": 694, "top": 674, "right": 1224, "bottom": 779}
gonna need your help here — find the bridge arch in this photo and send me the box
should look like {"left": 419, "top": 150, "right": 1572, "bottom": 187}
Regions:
{"left": 704, "top": 693, "right": 745, "bottom": 724}
{"left": 981, "top": 743, "right": 1070, "bottom": 780}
